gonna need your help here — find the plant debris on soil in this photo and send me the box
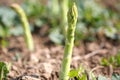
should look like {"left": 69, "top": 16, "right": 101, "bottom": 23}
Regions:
{"left": 0, "top": 33, "right": 120, "bottom": 80}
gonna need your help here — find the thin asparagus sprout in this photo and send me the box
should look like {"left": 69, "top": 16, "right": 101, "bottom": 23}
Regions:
{"left": 11, "top": 4, "right": 34, "bottom": 51}
{"left": 59, "top": 2, "right": 78, "bottom": 80}
{"left": 60, "top": 0, "right": 68, "bottom": 36}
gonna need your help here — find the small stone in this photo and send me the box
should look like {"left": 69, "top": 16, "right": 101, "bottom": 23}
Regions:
{"left": 39, "top": 63, "right": 53, "bottom": 79}
{"left": 30, "top": 54, "right": 39, "bottom": 63}
{"left": 21, "top": 75, "right": 39, "bottom": 80}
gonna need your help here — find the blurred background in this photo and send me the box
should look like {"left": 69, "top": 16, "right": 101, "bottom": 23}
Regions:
{"left": 0, "top": 0, "right": 120, "bottom": 46}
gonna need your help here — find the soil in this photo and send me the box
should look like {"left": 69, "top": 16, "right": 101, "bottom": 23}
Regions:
{"left": 0, "top": 31, "right": 120, "bottom": 80}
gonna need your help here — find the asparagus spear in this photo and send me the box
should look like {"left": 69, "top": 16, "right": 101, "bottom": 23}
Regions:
{"left": 60, "top": 2, "right": 78, "bottom": 80}
{"left": 11, "top": 4, "right": 34, "bottom": 51}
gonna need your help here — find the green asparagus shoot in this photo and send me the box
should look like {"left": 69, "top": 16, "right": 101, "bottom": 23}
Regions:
{"left": 59, "top": 2, "right": 78, "bottom": 80}
{"left": 11, "top": 3, "right": 34, "bottom": 51}
{"left": 60, "top": 0, "right": 68, "bottom": 36}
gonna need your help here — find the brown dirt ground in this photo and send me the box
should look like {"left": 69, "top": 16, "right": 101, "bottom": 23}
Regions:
{"left": 0, "top": 32, "right": 120, "bottom": 80}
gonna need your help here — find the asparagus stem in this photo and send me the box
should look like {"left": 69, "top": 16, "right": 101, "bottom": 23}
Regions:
{"left": 11, "top": 4, "right": 34, "bottom": 51}
{"left": 52, "top": 0, "right": 59, "bottom": 15}
{"left": 60, "top": 0, "right": 68, "bottom": 36}
{"left": 60, "top": 2, "right": 78, "bottom": 80}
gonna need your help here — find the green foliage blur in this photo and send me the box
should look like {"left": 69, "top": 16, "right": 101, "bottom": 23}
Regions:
{"left": 75, "top": 0, "right": 120, "bottom": 41}
{"left": 68, "top": 65, "right": 120, "bottom": 80}
{"left": 101, "top": 52, "right": 120, "bottom": 67}
{"left": 0, "top": 0, "right": 120, "bottom": 44}
{"left": 69, "top": 65, "right": 96, "bottom": 80}
{"left": 0, "top": 62, "right": 11, "bottom": 80}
